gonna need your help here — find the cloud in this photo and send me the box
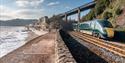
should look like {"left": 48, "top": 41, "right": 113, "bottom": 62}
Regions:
{"left": 0, "top": 5, "right": 17, "bottom": 20}
{"left": 0, "top": 5, "right": 44, "bottom": 20}
{"left": 47, "top": 1, "right": 60, "bottom": 6}
{"left": 16, "top": 0, "right": 44, "bottom": 8}
{"left": 16, "top": 9, "right": 44, "bottom": 18}
{"left": 0, "top": 15, "right": 11, "bottom": 18}
{"left": 65, "top": 6, "right": 71, "bottom": 9}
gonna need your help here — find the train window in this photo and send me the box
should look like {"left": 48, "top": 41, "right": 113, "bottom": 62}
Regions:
{"left": 80, "top": 24, "right": 91, "bottom": 29}
{"left": 99, "top": 21, "right": 113, "bottom": 28}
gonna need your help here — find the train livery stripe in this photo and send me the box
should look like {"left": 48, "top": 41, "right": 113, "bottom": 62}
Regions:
{"left": 80, "top": 30, "right": 92, "bottom": 35}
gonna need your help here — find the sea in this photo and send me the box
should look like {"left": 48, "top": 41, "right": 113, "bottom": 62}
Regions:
{"left": 0, "top": 26, "right": 28, "bottom": 58}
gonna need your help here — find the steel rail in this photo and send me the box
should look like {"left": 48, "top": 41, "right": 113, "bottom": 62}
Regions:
{"left": 70, "top": 32, "right": 125, "bottom": 58}
{"left": 77, "top": 32, "right": 125, "bottom": 49}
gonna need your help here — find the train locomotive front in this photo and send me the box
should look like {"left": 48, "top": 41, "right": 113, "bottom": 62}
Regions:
{"left": 73, "top": 19, "right": 114, "bottom": 39}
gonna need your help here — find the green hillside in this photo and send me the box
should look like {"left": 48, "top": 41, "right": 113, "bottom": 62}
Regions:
{"left": 82, "top": 0, "right": 125, "bottom": 31}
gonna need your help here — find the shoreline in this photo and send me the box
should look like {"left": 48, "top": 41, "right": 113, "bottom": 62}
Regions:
{"left": 25, "top": 31, "right": 39, "bottom": 42}
{"left": 0, "top": 28, "right": 47, "bottom": 58}
{"left": 25, "top": 29, "right": 48, "bottom": 42}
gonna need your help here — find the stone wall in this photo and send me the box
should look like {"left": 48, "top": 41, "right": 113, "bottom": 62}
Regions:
{"left": 55, "top": 31, "right": 76, "bottom": 63}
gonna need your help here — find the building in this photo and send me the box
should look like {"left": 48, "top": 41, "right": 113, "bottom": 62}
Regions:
{"left": 38, "top": 16, "right": 49, "bottom": 30}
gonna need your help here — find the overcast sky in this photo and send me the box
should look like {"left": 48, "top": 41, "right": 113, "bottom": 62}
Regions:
{"left": 0, "top": 0, "right": 92, "bottom": 20}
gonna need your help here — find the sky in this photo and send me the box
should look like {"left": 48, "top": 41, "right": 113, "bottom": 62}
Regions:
{"left": 0, "top": 0, "right": 92, "bottom": 20}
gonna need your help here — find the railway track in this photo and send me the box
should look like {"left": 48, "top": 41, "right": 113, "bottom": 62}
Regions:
{"left": 70, "top": 31, "right": 125, "bottom": 58}
{"left": 59, "top": 30, "right": 108, "bottom": 63}
{"left": 77, "top": 32, "right": 125, "bottom": 49}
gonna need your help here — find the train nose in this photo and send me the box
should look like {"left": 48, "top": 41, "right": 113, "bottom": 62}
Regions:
{"left": 105, "top": 28, "right": 114, "bottom": 38}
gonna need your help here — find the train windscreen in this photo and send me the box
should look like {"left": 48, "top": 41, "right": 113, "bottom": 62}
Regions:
{"left": 99, "top": 20, "right": 113, "bottom": 28}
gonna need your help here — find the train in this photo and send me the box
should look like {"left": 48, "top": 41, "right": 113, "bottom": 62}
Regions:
{"left": 73, "top": 19, "right": 114, "bottom": 39}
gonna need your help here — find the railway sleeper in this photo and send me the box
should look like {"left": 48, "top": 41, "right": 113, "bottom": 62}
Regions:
{"left": 70, "top": 32, "right": 125, "bottom": 63}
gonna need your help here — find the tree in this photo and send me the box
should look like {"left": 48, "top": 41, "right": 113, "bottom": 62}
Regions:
{"left": 103, "top": 12, "right": 112, "bottom": 19}
{"left": 82, "top": 9, "right": 95, "bottom": 21}
{"left": 48, "top": 15, "right": 62, "bottom": 29}
{"left": 115, "top": 8, "right": 123, "bottom": 15}
{"left": 95, "top": 0, "right": 110, "bottom": 15}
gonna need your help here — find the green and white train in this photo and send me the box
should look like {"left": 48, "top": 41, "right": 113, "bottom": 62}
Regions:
{"left": 73, "top": 19, "right": 114, "bottom": 38}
